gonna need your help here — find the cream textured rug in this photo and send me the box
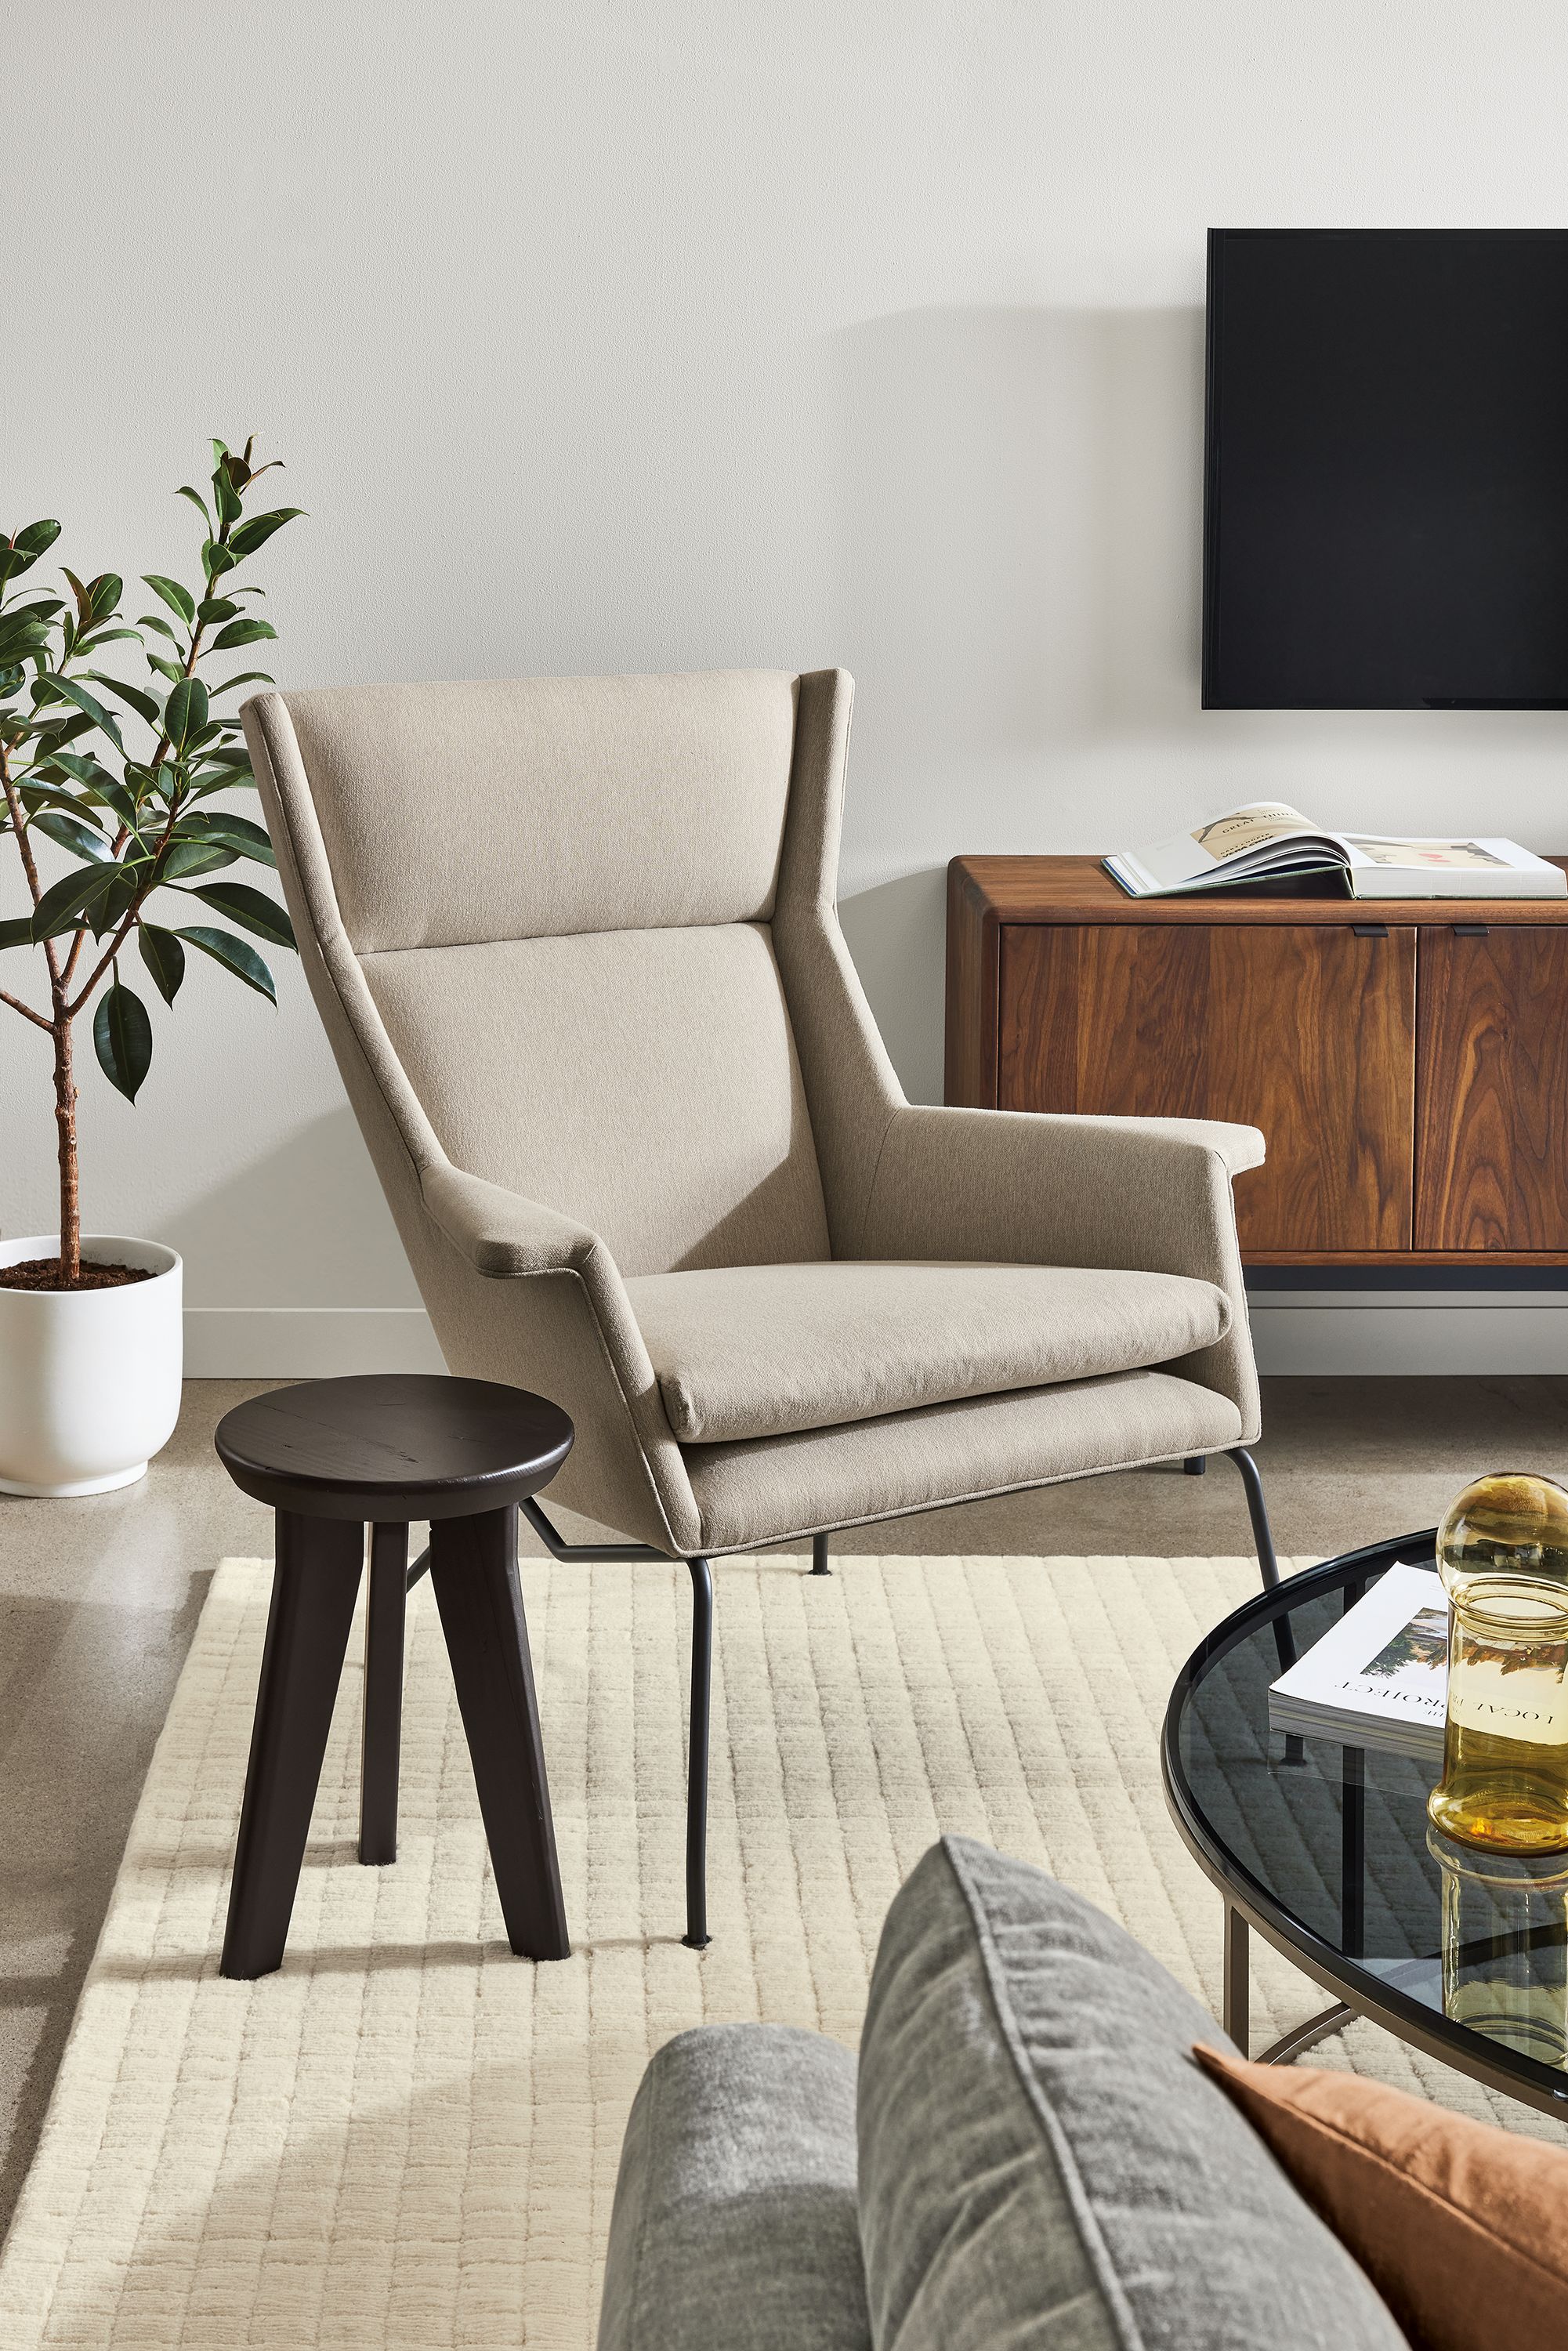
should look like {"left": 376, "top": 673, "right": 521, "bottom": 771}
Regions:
{"left": 2, "top": 1552, "right": 1564, "bottom": 2349}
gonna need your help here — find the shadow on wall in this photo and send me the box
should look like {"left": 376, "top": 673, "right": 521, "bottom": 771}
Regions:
{"left": 159, "top": 1108, "right": 422, "bottom": 1310}
{"left": 825, "top": 302, "right": 1206, "bottom": 762}
{"left": 821, "top": 304, "right": 1205, "bottom": 1107}
{"left": 837, "top": 870, "right": 948, "bottom": 1108}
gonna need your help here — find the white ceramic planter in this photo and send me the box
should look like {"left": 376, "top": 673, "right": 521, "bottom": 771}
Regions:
{"left": 0, "top": 1234, "right": 183, "bottom": 1497}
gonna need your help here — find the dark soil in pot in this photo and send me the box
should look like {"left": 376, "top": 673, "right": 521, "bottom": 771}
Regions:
{"left": 0, "top": 1258, "right": 155, "bottom": 1293}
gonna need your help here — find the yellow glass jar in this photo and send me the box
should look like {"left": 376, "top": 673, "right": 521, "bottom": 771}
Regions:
{"left": 1428, "top": 1473, "right": 1568, "bottom": 1854}
{"left": 1431, "top": 1827, "right": 1568, "bottom": 2067}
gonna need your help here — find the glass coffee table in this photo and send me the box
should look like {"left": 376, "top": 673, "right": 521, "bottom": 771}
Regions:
{"left": 1163, "top": 1530, "right": 1568, "bottom": 2124}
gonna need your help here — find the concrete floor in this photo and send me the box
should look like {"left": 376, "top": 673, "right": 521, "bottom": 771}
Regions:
{"left": 2, "top": 1371, "right": 1566, "bottom": 2243}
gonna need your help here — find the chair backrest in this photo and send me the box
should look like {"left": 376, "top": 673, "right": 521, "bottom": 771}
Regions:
{"left": 262, "top": 671, "right": 835, "bottom": 1274}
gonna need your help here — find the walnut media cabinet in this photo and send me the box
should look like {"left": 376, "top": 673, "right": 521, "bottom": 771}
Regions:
{"left": 945, "top": 856, "right": 1568, "bottom": 1266}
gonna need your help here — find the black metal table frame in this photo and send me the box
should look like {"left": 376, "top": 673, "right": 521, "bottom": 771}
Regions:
{"left": 1161, "top": 1530, "right": 1568, "bottom": 2125}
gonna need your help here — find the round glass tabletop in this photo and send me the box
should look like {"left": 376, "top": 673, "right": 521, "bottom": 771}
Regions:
{"left": 1162, "top": 1531, "right": 1568, "bottom": 2121}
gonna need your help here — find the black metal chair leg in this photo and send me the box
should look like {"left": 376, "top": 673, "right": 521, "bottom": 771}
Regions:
{"left": 1183, "top": 1454, "right": 1208, "bottom": 1476}
{"left": 360, "top": 1520, "right": 408, "bottom": 1865}
{"left": 222, "top": 1512, "right": 365, "bottom": 1980}
{"left": 1226, "top": 1446, "right": 1280, "bottom": 1591}
{"left": 683, "top": 1556, "right": 713, "bottom": 1950}
{"left": 1225, "top": 1444, "right": 1297, "bottom": 1689}
{"left": 810, "top": 1531, "right": 831, "bottom": 1574}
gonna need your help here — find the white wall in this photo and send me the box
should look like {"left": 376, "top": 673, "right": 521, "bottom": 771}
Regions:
{"left": 6, "top": 2, "right": 1568, "bottom": 1368}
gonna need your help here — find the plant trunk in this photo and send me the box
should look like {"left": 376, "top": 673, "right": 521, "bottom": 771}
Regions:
{"left": 53, "top": 1010, "right": 79, "bottom": 1286}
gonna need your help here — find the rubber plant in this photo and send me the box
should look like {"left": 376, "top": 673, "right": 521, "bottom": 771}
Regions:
{"left": 0, "top": 438, "right": 302, "bottom": 1288}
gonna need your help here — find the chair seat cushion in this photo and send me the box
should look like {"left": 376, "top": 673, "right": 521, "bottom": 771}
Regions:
{"left": 682, "top": 1369, "right": 1240, "bottom": 1554}
{"left": 625, "top": 1259, "right": 1232, "bottom": 1444}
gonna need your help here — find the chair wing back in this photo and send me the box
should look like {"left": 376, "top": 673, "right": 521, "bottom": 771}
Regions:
{"left": 247, "top": 670, "right": 838, "bottom": 1276}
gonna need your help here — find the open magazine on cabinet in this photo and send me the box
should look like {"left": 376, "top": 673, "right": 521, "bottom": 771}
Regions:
{"left": 1268, "top": 1563, "right": 1450, "bottom": 1761}
{"left": 1104, "top": 803, "right": 1566, "bottom": 901}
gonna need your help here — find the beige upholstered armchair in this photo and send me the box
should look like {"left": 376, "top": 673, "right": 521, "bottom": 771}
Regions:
{"left": 244, "top": 668, "right": 1272, "bottom": 1948}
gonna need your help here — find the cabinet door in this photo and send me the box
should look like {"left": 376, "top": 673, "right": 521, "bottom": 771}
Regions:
{"left": 998, "top": 923, "right": 1416, "bottom": 1254}
{"left": 1415, "top": 926, "right": 1568, "bottom": 1251}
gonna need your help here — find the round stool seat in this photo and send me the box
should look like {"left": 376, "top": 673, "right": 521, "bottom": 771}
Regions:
{"left": 215, "top": 1372, "right": 574, "bottom": 1522}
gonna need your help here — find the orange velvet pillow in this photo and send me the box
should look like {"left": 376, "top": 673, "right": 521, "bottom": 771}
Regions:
{"left": 1194, "top": 2044, "right": 1568, "bottom": 2351}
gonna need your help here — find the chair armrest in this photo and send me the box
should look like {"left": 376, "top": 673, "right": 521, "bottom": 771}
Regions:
{"left": 419, "top": 1163, "right": 601, "bottom": 1278}
{"left": 859, "top": 1106, "right": 1262, "bottom": 1442}
{"left": 418, "top": 1161, "right": 657, "bottom": 1389}
{"left": 859, "top": 1106, "right": 1262, "bottom": 1280}
{"left": 417, "top": 1161, "right": 706, "bottom": 1551}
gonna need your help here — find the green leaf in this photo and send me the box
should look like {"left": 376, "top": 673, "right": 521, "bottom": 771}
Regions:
{"left": 196, "top": 597, "right": 240, "bottom": 625}
{"left": 201, "top": 538, "right": 236, "bottom": 582}
{"left": 83, "top": 776, "right": 139, "bottom": 828}
{"left": 226, "top": 507, "right": 306, "bottom": 560}
{"left": 31, "top": 810, "right": 113, "bottom": 862}
{"left": 42, "top": 749, "right": 114, "bottom": 786}
{"left": 34, "top": 674, "right": 125, "bottom": 752}
{"left": 186, "top": 878, "right": 294, "bottom": 945}
{"left": 30, "top": 860, "right": 120, "bottom": 940}
{"left": 73, "top": 629, "right": 142, "bottom": 655}
{"left": 212, "top": 617, "right": 278, "bottom": 649}
{"left": 147, "top": 654, "right": 184, "bottom": 683}
{"left": 176, "top": 485, "right": 212, "bottom": 528}
{"left": 162, "top": 675, "right": 208, "bottom": 748}
{"left": 0, "top": 614, "right": 53, "bottom": 665}
{"left": 17, "top": 781, "right": 92, "bottom": 818}
{"left": 93, "top": 980, "right": 153, "bottom": 1100}
{"left": 0, "top": 914, "right": 37, "bottom": 948}
{"left": 176, "top": 924, "right": 277, "bottom": 1002}
{"left": 137, "top": 612, "right": 181, "bottom": 643}
{"left": 137, "top": 922, "right": 184, "bottom": 1004}
{"left": 178, "top": 810, "right": 276, "bottom": 864}
{"left": 142, "top": 574, "right": 195, "bottom": 626}
{"left": 86, "top": 574, "right": 123, "bottom": 625}
{"left": 95, "top": 861, "right": 144, "bottom": 937}
{"left": 214, "top": 470, "right": 243, "bottom": 528}
{"left": 159, "top": 838, "right": 237, "bottom": 878}
{"left": 27, "top": 708, "right": 96, "bottom": 752}
{"left": 186, "top": 765, "right": 256, "bottom": 799}
{"left": 0, "top": 520, "right": 61, "bottom": 585}
{"left": 87, "top": 672, "right": 162, "bottom": 728}
{"left": 32, "top": 755, "right": 128, "bottom": 824}
{"left": 208, "top": 670, "right": 275, "bottom": 697}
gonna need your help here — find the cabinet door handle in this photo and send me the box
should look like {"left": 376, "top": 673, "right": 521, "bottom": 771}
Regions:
{"left": 1353, "top": 924, "right": 1389, "bottom": 938}
{"left": 1453, "top": 923, "right": 1490, "bottom": 936}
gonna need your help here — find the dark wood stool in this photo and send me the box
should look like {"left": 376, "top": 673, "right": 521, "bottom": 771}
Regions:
{"left": 214, "top": 1373, "right": 574, "bottom": 1980}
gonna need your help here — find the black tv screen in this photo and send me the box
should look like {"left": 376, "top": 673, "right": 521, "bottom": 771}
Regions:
{"left": 1203, "top": 229, "right": 1568, "bottom": 708}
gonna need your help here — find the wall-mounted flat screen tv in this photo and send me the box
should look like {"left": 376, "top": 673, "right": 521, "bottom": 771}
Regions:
{"left": 1203, "top": 229, "right": 1568, "bottom": 708}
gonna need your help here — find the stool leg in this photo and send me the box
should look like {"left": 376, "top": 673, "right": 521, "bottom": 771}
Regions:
{"left": 431, "top": 1505, "right": 570, "bottom": 1961}
{"left": 221, "top": 1512, "right": 364, "bottom": 1980}
{"left": 360, "top": 1521, "right": 409, "bottom": 1864}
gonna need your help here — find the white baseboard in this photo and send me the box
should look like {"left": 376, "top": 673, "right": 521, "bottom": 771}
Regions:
{"left": 1249, "top": 1296, "right": 1568, "bottom": 1376}
{"left": 184, "top": 1300, "right": 1567, "bottom": 1381}
{"left": 183, "top": 1308, "right": 445, "bottom": 1378}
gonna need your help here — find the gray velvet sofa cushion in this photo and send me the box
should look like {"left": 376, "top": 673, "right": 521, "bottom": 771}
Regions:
{"left": 857, "top": 1836, "right": 1408, "bottom": 2351}
{"left": 597, "top": 2021, "right": 870, "bottom": 2351}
